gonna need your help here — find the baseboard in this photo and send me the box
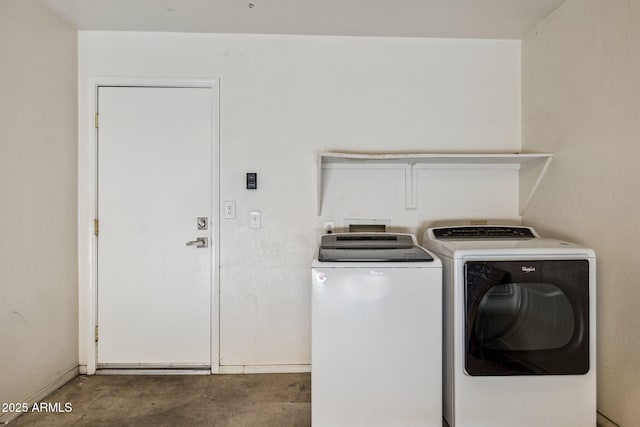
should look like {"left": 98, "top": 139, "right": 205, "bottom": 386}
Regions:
{"left": 597, "top": 411, "right": 621, "bottom": 427}
{"left": 0, "top": 366, "right": 78, "bottom": 425}
{"left": 218, "top": 364, "right": 311, "bottom": 374}
{"left": 83, "top": 363, "right": 311, "bottom": 375}
{"left": 95, "top": 369, "right": 210, "bottom": 375}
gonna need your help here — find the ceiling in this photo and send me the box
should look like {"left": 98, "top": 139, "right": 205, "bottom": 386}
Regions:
{"left": 40, "top": 0, "right": 567, "bottom": 40}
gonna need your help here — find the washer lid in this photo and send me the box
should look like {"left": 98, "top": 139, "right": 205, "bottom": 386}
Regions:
{"left": 318, "top": 233, "right": 433, "bottom": 262}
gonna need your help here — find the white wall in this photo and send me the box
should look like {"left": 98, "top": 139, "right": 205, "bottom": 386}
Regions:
{"left": 0, "top": 0, "right": 78, "bottom": 422}
{"left": 78, "top": 32, "right": 521, "bottom": 368}
{"left": 522, "top": 0, "right": 640, "bottom": 425}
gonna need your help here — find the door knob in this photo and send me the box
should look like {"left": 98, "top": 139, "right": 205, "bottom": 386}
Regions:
{"left": 185, "top": 237, "right": 208, "bottom": 248}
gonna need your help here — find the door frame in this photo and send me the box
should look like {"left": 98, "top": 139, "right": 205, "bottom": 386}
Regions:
{"left": 79, "top": 77, "right": 221, "bottom": 375}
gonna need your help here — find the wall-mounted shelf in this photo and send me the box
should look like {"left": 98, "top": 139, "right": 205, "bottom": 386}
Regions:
{"left": 317, "top": 152, "right": 554, "bottom": 216}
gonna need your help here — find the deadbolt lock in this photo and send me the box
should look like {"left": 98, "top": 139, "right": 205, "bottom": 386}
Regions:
{"left": 197, "top": 217, "right": 208, "bottom": 230}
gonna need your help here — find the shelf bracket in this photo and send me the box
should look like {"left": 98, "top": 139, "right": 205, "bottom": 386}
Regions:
{"left": 404, "top": 163, "right": 418, "bottom": 210}
{"left": 519, "top": 156, "right": 554, "bottom": 213}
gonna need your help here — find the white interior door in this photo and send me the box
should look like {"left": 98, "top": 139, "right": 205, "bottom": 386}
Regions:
{"left": 97, "top": 86, "right": 213, "bottom": 368}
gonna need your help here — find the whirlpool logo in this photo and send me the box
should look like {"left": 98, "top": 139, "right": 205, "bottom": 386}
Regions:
{"left": 521, "top": 266, "right": 536, "bottom": 273}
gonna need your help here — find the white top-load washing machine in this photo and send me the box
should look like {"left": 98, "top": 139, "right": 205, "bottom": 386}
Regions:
{"left": 422, "top": 225, "right": 596, "bottom": 427}
{"left": 311, "top": 233, "right": 442, "bottom": 427}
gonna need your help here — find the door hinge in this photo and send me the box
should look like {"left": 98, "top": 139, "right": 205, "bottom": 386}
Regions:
{"left": 94, "top": 218, "right": 99, "bottom": 237}
{"left": 95, "top": 325, "right": 99, "bottom": 342}
{"left": 95, "top": 113, "right": 99, "bottom": 128}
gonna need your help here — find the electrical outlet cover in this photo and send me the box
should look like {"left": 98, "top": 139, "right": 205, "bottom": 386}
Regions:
{"left": 224, "top": 201, "right": 236, "bottom": 219}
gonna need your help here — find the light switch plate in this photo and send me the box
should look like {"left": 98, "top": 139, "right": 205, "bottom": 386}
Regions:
{"left": 249, "top": 210, "right": 261, "bottom": 229}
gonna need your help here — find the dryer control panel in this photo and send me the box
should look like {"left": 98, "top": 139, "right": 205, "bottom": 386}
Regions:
{"left": 432, "top": 226, "right": 537, "bottom": 240}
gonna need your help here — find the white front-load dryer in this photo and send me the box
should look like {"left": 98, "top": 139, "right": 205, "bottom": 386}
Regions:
{"left": 422, "top": 226, "right": 596, "bottom": 427}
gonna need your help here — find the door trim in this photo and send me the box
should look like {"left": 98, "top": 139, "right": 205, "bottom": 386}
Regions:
{"left": 79, "top": 77, "right": 221, "bottom": 375}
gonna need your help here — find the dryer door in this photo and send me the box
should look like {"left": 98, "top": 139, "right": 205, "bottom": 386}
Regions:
{"left": 464, "top": 260, "right": 589, "bottom": 375}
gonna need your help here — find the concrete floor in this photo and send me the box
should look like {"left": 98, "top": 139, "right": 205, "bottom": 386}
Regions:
{"left": 9, "top": 373, "right": 311, "bottom": 427}
{"left": 10, "top": 373, "right": 451, "bottom": 426}
{"left": 11, "top": 371, "right": 603, "bottom": 426}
